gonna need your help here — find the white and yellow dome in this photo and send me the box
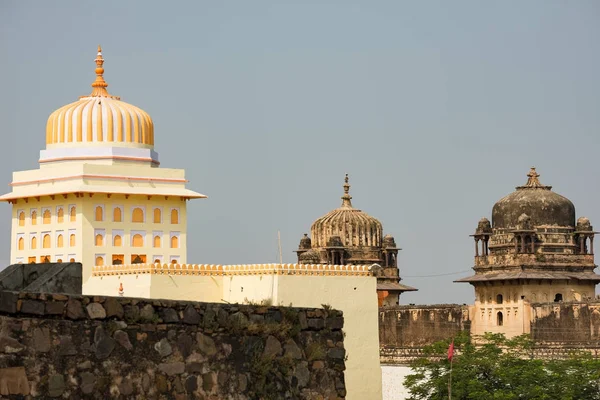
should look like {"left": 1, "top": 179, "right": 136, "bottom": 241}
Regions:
{"left": 41, "top": 46, "right": 158, "bottom": 165}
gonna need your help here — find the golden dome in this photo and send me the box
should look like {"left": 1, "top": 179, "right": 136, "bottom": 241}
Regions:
{"left": 311, "top": 174, "right": 383, "bottom": 248}
{"left": 45, "top": 46, "right": 154, "bottom": 148}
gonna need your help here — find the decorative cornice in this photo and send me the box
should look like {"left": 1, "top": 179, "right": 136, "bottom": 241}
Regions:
{"left": 91, "top": 263, "right": 376, "bottom": 277}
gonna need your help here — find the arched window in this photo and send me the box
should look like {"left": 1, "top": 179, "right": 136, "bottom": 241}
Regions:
{"left": 171, "top": 259, "right": 177, "bottom": 264}
{"left": 95, "top": 256, "right": 104, "bottom": 266}
{"left": 497, "top": 311, "right": 503, "bottom": 326}
{"left": 554, "top": 293, "right": 563, "bottom": 302}
{"left": 70, "top": 206, "right": 76, "bottom": 222}
{"left": 496, "top": 294, "right": 503, "bottom": 304}
{"left": 56, "top": 259, "right": 62, "bottom": 263}
{"left": 170, "top": 209, "right": 179, "bottom": 224}
{"left": 170, "top": 235, "right": 179, "bottom": 248}
{"left": 31, "top": 211, "right": 37, "bottom": 225}
{"left": 57, "top": 208, "right": 64, "bottom": 223}
{"left": 18, "top": 212, "right": 25, "bottom": 227}
{"left": 42, "top": 234, "right": 51, "bottom": 249}
{"left": 57, "top": 235, "right": 64, "bottom": 248}
{"left": 132, "top": 234, "right": 144, "bottom": 247}
{"left": 17, "top": 237, "right": 24, "bottom": 250}
{"left": 113, "top": 207, "right": 122, "bottom": 222}
{"left": 95, "top": 234, "right": 103, "bottom": 246}
{"left": 132, "top": 208, "right": 144, "bottom": 223}
{"left": 95, "top": 206, "right": 103, "bottom": 221}
{"left": 69, "top": 234, "right": 76, "bottom": 247}
{"left": 69, "top": 258, "right": 75, "bottom": 262}
{"left": 31, "top": 236, "right": 37, "bottom": 249}
{"left": 43, "top": 210, "right": 51, "bottom": 224}
{"left": 153, "top": 236, "right": 161, "bottom": 248}
{"left": 154, "top": 259, "right": 161, "bottom": 264}
{"left": 153, "top": 208, "right": 161, "bottom": 223}
{"left": 113, "top": 235, "right": 122, "bottom": 247}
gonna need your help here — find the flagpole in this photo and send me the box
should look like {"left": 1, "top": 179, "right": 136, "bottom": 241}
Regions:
{"left": 448, "top": 355, "right": 453, "bottom": 400}
{"left": 447, "top": 339, "right": 454, "bottom": 400}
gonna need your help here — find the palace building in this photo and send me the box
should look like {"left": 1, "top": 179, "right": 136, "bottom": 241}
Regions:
{"left": 295, "top": 174, "right": 416, "bottom": 306}
{"left": 0, "top": 46, "right": 206, "bottom": 283}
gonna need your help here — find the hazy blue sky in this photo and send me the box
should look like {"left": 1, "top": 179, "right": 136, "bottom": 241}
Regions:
{"left": 1, "top": 1, "right": 599, "bottom": 304}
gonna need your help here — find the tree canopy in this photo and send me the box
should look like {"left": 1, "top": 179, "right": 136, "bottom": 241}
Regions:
{"left": 404, "top": 332, "right": 600, "bottom": 400}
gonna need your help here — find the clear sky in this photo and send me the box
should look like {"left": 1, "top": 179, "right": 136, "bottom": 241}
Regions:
{"left": 1, "top": 1, "right": 599, "bottom": 304}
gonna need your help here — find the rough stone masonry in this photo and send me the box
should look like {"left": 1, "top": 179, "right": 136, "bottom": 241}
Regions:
{"left": 0, "top": 291, "right": 347, "bottom": 399}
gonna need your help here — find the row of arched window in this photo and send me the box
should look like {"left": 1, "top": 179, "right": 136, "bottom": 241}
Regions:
{"left": 94, "top": 255, "right": 181, "bottom": 267}
{"left": 94, "top": 206, "right": 179, "bottom": 224}
{"left": 17, "top": 233, "right": 76, "bottom": 250}
{"left": 18, "top": 206, "right": 76, "bottom": 227}
{"left": 94, "top": 233, "right": 179, "bottom": 248}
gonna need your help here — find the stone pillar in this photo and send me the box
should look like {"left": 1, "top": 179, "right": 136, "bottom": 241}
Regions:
{"left": 475, "top": 238, "right": 479, "bottom": 257}
{"left": 590, "top": 236, "right": 594, "bottom": 255}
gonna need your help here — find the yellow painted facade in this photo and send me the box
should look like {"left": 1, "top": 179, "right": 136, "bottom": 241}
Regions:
{"left": 1, "top": 46, "right": 205, "bottom": 284}
{"left": 85, "top": 263, "right": 383, "bottom": 400}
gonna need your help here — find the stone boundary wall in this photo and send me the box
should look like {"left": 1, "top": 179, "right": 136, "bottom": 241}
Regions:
{"left": 531, "top": 301, "right": 600, "bottom": 344}
{"left": 380, "top": 302, "right": 600, "bottom": 365}
{"left": 0, "top": 291, "right": 347, "bottom": 399}
{"left": 92, "top": 263, "right": 377, "bottom": 277}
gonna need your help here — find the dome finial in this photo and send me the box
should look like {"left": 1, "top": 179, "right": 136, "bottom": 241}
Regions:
{"left": 525, "top": 167, "right": 543, "bottom": 188}
{"left": 90, "top": 45, "right": 110, "bottom": 97}
{"left": 516, "top": 167, "right": 552, "bottom": 190}
{"left": 341, "top": 173, "right": 353, "bottom": 208}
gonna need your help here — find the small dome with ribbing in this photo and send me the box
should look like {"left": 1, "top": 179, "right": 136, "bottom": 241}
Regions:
{"left": 310, "top": 174, "right": 383, "bottom": 248}
{"left": 45, "top": 46, "right": 154, "bottom": 149}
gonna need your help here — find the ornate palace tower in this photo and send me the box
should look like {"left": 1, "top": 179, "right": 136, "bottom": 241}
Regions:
{"left": 0, "top": 47, "right": 206, "bottom": 283}
{"left": 296, "top": 174, "right": 416, "bottom": 306}
{"left": 456, "top": 168, "right": 599, "bottom": 337}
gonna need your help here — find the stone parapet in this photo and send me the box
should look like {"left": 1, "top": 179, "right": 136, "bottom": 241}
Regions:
{"left": 0, "top": 291, "right": 347, "bottom": 399}
{"left": 92, "top": 262, "right": 376, "bottom": 277}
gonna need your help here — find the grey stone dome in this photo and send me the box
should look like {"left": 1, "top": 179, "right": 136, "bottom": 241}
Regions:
{"left": 492, "top": 168, "right": 575, "bottom": 230}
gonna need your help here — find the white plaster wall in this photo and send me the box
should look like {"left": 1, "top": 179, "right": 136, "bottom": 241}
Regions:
{"left": 381, "top": 365, "right": 412, "bottom": 400}
{"left": 83, "top": 274, "right": 152, "bottom": 298}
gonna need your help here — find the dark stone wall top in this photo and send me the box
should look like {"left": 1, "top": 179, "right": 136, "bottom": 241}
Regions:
{"left": 0, "top": 291, "right": 347, "bottom": 399}
{"left": 0, "top": 263, "right": 82, "bottom": 295}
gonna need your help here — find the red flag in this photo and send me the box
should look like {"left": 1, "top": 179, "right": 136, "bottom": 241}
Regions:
{"left": 447, "top": 340, "right": 454, "bottom": 361}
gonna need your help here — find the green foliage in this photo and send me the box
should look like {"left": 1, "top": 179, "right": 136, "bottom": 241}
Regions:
{"left": 306, "top": 342, "right": 327, "bottom": 361}
{"left": 404, "top": 332, "right": 600, "bottom": 400}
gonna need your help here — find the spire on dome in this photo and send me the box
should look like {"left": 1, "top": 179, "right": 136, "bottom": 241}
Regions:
{"left": 341, "top": 173, "right": 353, "bottom": 208}
{"left": 518, "top": 167, "right": 551, "bottom": 190}
{"left": 86, "top": 45, "right": 120, "bottom": 99}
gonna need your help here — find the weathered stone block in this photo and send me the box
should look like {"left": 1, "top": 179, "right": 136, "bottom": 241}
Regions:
{"left": 154, "top": 338, "right": 172, "bottom": 357}
{"left": 45, "top": 301, "right": 65, "bottom": 315}
{"left": 158, "top": 362, "right": 185, "bottom": 376}
{"left": 104, "top": 297, "right": 124, "bottom": 318}
{"left": 48, "top": 374, "right": 65, "bottom": 397}
{"left": 66, "top": 299, "right": 85, "bottom": 320}
{"left": 114, "top": 330, "right": 133, "bottom": 350}
{"left": 32, "top": 327, "right": 51, "bottom": 353}
{"left": 86, "top": 302, "right": 106, "bottom": 319}
{"left": 160, "top": 307, "right": 179, "bottom": 323}
{"left": 197, "top": 333, "right": 217, "bottom": 357}
{"left": 0, "top": 367, "right": 30, "bottom": 395}
{"left": 183, "top": 305, "right": 201, "bottom": 325}
{"left": 21, "top": 300, "right": 45, "bottom": 315}
{"left": 0, "top": 292, "right": 18, "bottom": 313}
{"left": 0, "top": 336, "right": 23, "bottom": 353}
{"left": 263, "top": 335, "right": 283, "bottom": 359}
